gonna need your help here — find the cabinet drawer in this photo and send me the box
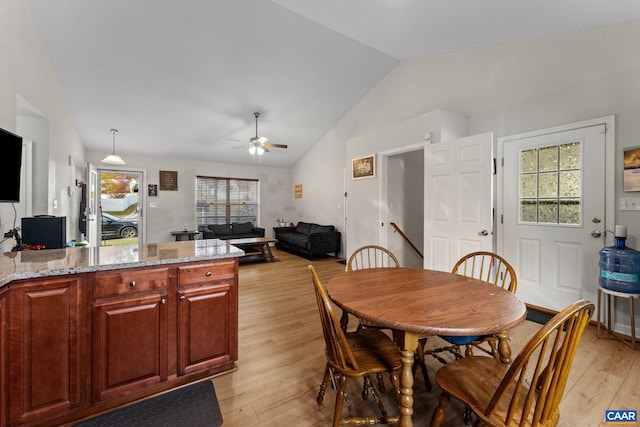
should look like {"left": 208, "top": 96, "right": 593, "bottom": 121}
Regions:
{"left": 94, "top": 267, "right": 169, "bottom": 299}
{"left": 178, "top": 259, "right": 236, "bottom": 286}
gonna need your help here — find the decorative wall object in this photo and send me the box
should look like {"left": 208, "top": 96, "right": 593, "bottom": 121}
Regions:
{"left": 624, "top": 146, "right": 640, "bottom": 191}
{"left": 159, "top": 170, "right": 178, "bottom": 191}
{"left": 148, "top": 184, "right": 158, "bottom": 197}
{"left": 352, "top": 154, "right": 376, "bottom": 180}
{"left": 295, "top": 184, "right": 303, "bottom": 198}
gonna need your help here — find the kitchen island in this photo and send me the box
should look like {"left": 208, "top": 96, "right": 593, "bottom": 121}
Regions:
{"left": 0, "top": 240, "right": 243, "bottom": 427}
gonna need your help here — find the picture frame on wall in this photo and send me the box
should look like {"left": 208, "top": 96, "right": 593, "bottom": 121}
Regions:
{"left": 352, "top": 154, "right": 376, "bottom": 180}
{"left": 624, "top": 146, "right": 640, "bottom": 191}
{"left": 148, "top": 184, "right": 158, "bottom": 197}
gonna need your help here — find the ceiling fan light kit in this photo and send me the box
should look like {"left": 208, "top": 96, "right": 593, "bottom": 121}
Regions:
{"left": 246, "top": 112, "right": 287, "bottom": 156}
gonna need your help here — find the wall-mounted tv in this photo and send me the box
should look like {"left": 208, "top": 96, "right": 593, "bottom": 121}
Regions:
{"left": 0, "top": 127, "right": 23, "bottom": 203}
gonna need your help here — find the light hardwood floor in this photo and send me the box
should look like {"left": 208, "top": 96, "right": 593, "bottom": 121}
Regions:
{"left": 213, "top": 248, "right": 640, "bottom": 426}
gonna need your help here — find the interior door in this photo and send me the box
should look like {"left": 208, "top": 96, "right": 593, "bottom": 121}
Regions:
{"left": 87, "top": 163, "right": 98, "bottom": 247}
{"left": 424, "top": 132, "right": 494, "bottom": 271}
{"left": 499, "top": 123, "right": 608, "bottom": 311}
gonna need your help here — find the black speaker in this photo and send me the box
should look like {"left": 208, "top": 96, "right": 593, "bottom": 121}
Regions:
{"left": 21, "top": 216, "right": 66, "bottom": 249}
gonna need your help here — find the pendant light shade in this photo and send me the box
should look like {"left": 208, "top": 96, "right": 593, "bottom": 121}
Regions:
{"left": 102, "top": 129, "right": 126, "bottom": 165}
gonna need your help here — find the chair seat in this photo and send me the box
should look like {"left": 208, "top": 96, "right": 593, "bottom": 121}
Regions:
{"left": 344, "top": 328, "right": 403, "bottom": 374}
{"left": 439, "top": 335, "right": 483, "bottom": 346}
{"left": 435, "top": 356, "right": 541, "bottom": 426}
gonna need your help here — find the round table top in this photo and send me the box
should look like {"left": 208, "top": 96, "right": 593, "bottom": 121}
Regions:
{"left": 328, "top": 267, "right": 527, "bottom": 336}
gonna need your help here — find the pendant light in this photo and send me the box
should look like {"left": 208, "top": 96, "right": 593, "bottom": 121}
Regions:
{"left": 102, "top": 128, "right": 126, "bottom": 164}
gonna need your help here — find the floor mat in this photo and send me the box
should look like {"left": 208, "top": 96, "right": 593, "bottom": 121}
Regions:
{"left": 74, "top": 380, "right": 223, "bottom": 427}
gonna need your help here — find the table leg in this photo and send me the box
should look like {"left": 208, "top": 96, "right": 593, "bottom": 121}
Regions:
{"left": 496, "top": 332, "right": 512, "bottom": 365}
{"left": 399, "top": 332, "right": 418, "bottom": 427}
{"left": 264, "top": 243, "right": 275, "bottom": 262}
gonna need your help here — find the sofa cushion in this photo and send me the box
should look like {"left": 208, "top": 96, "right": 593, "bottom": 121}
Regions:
{"left": 278, "top": 232, "right": 310, "bottom": 248}
{"left": 295, "top": 221, "right": 313, "bottom": 234}
{"left": 208, "top": 223, "right": 233, "bottom": 237}
{"left": 310, "top": 224, "right": 335, "bottom": 234}
{"left": 232, "top": 222, "right": 254, "bottom": 235}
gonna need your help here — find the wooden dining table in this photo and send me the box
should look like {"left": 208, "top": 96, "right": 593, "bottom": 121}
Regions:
{"left": 327, "top": 267, "right": 527, "bottom": 427}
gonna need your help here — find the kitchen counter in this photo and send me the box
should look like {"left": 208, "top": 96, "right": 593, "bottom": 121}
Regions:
{"left": 1, "top": 239, "right": 242, "bottom": 426}
{"left": 0, "top": 239, "right": 243, "bottom": 287}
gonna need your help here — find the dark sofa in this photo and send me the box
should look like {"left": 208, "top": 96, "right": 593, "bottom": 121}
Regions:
{"left": 274, "top": 221, "right": 341, "bottom": 259}
{"left": 198, "top": 222, "right": 265, "bottom": 240}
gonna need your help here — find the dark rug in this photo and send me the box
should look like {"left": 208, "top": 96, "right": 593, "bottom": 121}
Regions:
{"left": 74, "top": 380, "right": 223, "bottom": 427}
{"left": 526, "top": 308, "right": 554, "bottom": 325}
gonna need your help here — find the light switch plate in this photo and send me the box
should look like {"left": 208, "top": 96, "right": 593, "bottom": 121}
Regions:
{"left": 620, "top": 197, "right": 640, "bottom": 210}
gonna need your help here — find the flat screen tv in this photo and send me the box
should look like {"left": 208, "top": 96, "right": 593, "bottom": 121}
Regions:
{"left": 0, "top": 127, "right": 23, "bottom": 203}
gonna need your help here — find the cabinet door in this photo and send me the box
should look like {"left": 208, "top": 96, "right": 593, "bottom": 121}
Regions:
{"left": 92, "top": 293, "right": 168, "bottom": 401}
{"left": 8, "top": 276, "right": 85, "bottom": 425}
{"left": 1, "top": 290, "right": 7, "bottom": 427}
{"left": 177, "top": 281, "right": 237, "bottom": 375}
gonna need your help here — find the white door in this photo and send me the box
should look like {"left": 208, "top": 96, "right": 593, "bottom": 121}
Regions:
{"left": 499, "top": 120, "right": 612, "bottom": 311}
{"left": 87, "top": 163, "right": 98, "bottom": 248}
{"left": 424, "top": 132, "right": 494, "bottom": 271}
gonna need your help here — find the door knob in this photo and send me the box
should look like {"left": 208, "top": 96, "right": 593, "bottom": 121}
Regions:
{"left": 592, "top": 217, "right": 601, "bottom": 223}
{"left": 478, "top": 230, "right": 489, "bottom": 236}
{"left": 591, "top": 230, "right": 602, "bottom": 238}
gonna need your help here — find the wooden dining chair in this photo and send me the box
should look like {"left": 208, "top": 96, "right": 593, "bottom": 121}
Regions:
{"left": 430, "top": 300, "right": 594, "bottom": 427}
{"left": 344, "top": 245, "right": 401, "bottom": 396}
{"left": 418, "top": 251, "right": 518, "bottom": 372}
{"left": 309, "top": 265, "right": 402, "bottom": 427}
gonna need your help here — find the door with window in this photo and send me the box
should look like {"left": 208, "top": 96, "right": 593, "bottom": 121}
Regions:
{"left": 499, "top": 119, "right": 612, "bottom": 311}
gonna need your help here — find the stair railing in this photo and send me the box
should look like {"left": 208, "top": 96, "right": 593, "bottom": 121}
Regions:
{"left": 389, "top": 222, "right": 423, "bottom": 259}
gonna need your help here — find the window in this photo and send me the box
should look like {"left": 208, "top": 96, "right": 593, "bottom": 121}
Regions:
{"left": 196, "top": 176, "right": 258, "bottom": 226}
{"left": 519, "top": 141, "right": 581, "bottom": 225}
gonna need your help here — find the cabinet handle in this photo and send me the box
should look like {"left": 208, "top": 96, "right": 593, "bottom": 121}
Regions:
{"left": 160, "top": 298, "right": 166, "bottom": 305}
{"left": 179, "top": 295, "right": 186, "bottom": 301}
{"left": 129, "top": 281, "right": 136, "bottom": 287}
{"left": 205, "top": 271, "right": 212, "bottom": 277}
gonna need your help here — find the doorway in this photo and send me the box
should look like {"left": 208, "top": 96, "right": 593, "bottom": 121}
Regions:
{"left": 498, "top": 116, "right": 615, "bottom": 311}
{"left": 89, "top": 166, "right": 145, "bottom": 247}
{"left": 380, "top": 144, "right": 425, "bottom": 269}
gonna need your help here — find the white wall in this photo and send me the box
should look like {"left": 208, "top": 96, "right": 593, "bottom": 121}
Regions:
{"left": 85, "top": 151, "right": 292, "bottom": 243}
{"left": 294, "top": 20, "right": 640, "bottom": 256}
{"left": 0, "top": 0, "right": 85, "bottom": 252}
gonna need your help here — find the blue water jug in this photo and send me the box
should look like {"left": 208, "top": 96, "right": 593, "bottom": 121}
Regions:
{"left": 599, "top": 229, "right": 640, "bottom": 293}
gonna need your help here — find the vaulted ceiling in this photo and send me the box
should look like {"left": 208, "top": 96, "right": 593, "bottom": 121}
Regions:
{"left": 26, "top": 0, "right": 640, "bottom": 168}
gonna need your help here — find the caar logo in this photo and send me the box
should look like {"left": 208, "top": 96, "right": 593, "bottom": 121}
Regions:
{"left": 605, "top": 410, "right": 637, "bottom": 424}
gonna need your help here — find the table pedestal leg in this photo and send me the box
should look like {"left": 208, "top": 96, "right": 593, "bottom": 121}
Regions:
{"left": 399, "top": 332, "right": 418, "bottom": 427}
{"left": 496, "top": 331, "right": 512, "bottom": 364}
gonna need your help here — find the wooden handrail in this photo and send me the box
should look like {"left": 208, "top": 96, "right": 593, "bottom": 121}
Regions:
{"left": 390, "top": 222, "right": 423, "bottom": 259}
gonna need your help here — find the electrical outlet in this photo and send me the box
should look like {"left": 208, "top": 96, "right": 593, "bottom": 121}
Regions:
{"left": 620, "top": 198, "right": 640, "bottom": 210}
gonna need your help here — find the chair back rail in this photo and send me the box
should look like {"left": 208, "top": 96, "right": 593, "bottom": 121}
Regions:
{"left": 452, "top": 251, "right": 517, "bottom": 293}
{"left": 486, "top": 300, "right": 594, "bottom": 426}
{"left": 347, "top": 245, "right": 400, "bottom": 271}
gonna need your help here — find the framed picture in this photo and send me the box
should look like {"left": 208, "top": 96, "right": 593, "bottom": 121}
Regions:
{"left": 159, "top": 170, "right": 178, "bottom": 191}
{"left": 148, "top": 184, "right": 158, "bottom": 197}
{"left": 295, "top": 184, "right": 303, "bottom": 198}
{"left": 624, "top": 146, "right": 640, "bottom": 191}
{"left": 352, "top": 154, "right": 376, "bottom": 180}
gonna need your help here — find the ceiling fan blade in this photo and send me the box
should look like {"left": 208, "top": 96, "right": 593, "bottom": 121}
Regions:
{"left": 265, "top": 143, "right": 288, "bottom": 149}
{"left": 226, "top": 138, "right": 245, "bottom": 143}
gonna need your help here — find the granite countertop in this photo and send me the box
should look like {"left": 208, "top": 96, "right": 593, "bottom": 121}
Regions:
{"left": 0, "top": 239, "right": 244, "bottom": 288}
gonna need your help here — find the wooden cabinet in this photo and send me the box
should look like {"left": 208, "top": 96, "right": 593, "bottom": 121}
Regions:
{"left": 177, "top": 259, "right": 237, "bottom": 375}
{"left": 92, "top": 267, "right": 169, "bottom": 401}
{"left": 1, "top": 257, "right": 238, "bottom": 427}
{"left": 1, "top": 289, "right": 7, "bottom": 427}
{"left": 7, "top": 275, "right": 87, "bottom": 426}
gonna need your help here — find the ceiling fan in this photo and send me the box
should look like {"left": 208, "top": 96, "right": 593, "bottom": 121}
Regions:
{"left": 244, "top": 112, "right": 288, "bottom": 156}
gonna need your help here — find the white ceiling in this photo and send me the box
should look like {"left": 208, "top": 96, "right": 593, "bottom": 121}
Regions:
{"left": 26, "top": 0, "right": 640, "bottom": 168}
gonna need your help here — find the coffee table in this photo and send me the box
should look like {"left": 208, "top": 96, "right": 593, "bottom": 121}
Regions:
{"left": 227, "top": 237, "right": 276, "bottom": 262}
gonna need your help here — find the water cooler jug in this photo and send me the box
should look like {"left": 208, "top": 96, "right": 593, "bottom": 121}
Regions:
{"left": 599, "top": 225, "right": 640, "bottom": 293}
